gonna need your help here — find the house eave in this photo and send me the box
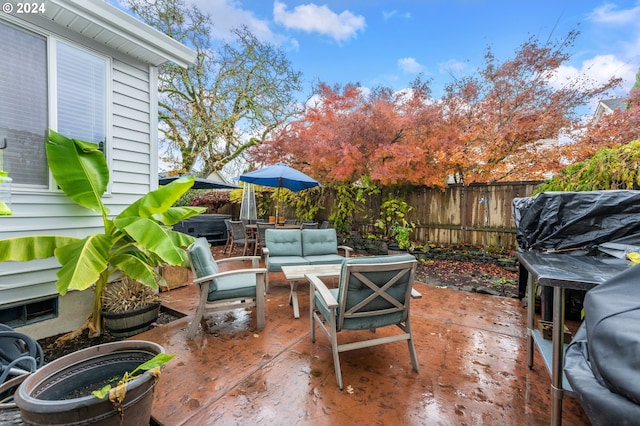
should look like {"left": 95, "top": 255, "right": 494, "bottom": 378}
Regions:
{"left": 25, "top": 0, "right": 196, "bottom": 67}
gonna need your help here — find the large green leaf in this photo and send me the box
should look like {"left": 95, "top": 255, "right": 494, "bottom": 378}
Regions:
{"left": 0, "top": 236, "right": 78, "bottom": 262}
{"left": 153, "top": 206, "right": 206, "bottom": 226}
{"left": 165, "top": 230, "right": 197, "bottom": 266}
{"left": 54, "top": 234, "right": 113, "bottom": 294}
{"left": 46, "top": 130, "right": 109, "bottom": 215}
{"left": 110, "top": 253, "right": 160, "bottom": 289}
{"left": 114, "top": 216, "right": 184, "bottom": 265}
{"left": 119, "top": 176, "right": 195, "bottom": 219}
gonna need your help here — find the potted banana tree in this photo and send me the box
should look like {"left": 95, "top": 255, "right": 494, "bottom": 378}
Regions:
{"left": 0, "top": 130, "right": 205, "bottom": 338}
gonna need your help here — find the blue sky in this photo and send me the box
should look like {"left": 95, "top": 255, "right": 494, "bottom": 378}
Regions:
{"left": 111, "top": 0, "right": 640, "bottom": 104}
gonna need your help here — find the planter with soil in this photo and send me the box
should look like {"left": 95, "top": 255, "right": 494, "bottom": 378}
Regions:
{"left": 14, "top": 340, "right": 164, "bottom": 426}
{"left": 101, "top": 278, "right": 161, "bottom": 338}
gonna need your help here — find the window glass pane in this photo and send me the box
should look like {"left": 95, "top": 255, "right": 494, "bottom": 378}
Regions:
{"left": 0, "top": 22, "right": 48, "bottom": 186}
{"left": 57, "top": 42, "right": 106, "bottom": 145}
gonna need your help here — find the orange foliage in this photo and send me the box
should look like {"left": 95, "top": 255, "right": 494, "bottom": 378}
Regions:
{"left": 250, "top": 31, "right": 623, "bottom": 186}
{"left": 562, "top": 89, "right": 640, "bottom": 164}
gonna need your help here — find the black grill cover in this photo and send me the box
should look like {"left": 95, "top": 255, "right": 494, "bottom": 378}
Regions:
{"left": 513, "top": 190, "right": 640, "bottom": 252}
{"left": 564, "top": 263, "right": 640, "bottom": 425}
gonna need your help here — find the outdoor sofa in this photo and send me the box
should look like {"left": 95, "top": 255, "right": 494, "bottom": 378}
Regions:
{"left": 262, "top": 228, "right": 352, "bottom": 291}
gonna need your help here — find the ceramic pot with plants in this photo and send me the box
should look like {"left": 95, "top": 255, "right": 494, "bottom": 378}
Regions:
{"left": 14, "top": 340, "right": 171, "bottom": 426}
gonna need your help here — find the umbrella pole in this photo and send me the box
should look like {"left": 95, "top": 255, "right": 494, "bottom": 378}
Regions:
{"left": 276, "top": 186, "right": 280, "bottom": 224}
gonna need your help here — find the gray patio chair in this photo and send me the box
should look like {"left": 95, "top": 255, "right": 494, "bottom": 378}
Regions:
{"left": 186, "top": 238, "right": 266, "bottom": 338}
{"left": 300, "top": 222, "right": 318, "bottom": 229}
{"left": 227, "top": 220, "right": 256, "bottom": 256}
{"left": 284, "top": 219, "right": 298, "bottom": 225}
{"left": 307, "top": 253, "right": 419, "bottom": 389}
{"left": 254, "top": 222, "right": 276, "bottom": 256}
{"left": 223, "top": 219, "right": 233, "bottom": 255}
{"left": 320, "top": 221, "right": 330, "bottom": 229}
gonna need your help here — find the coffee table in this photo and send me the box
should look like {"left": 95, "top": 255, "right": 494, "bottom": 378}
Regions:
{"left": 281, "top": 264, "right": 422, "bottom": 318}
{"left": 281, "top": 264, "right": 341, "bottom": 318}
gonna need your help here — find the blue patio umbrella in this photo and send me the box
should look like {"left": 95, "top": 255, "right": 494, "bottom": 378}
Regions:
{"left": 159, "top": 175, "right": 239, "bottom": 190}
{"left": 235, "top": 163, "right": 322, "bottom": 221}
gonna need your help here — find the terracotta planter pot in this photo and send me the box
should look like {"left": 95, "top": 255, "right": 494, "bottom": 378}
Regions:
{"left": 14, "top": 340, "right": 164, "bottom": 426}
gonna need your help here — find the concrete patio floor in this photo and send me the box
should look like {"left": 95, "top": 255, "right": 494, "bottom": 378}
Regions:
{"left": 139, "top": 253, "right": 590, "bottom": 425}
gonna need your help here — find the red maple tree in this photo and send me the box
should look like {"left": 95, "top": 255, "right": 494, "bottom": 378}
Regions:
{"left": 251, "top": 31, "right": 623, "bottom": 186}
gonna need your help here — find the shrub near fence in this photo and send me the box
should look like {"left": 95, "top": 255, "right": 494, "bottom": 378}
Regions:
{"left": 317, "top": 181, "right": 541, "bottom": 250}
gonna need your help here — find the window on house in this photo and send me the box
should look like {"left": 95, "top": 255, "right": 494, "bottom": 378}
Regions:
{"left": 0, "top": 20, "right": 108, "bottom": 188}
{"left": 56, "top": 41, "right": 106, "bottom": 147}
{"left": 0, "top": 22, "right": 48, "bottom": 186}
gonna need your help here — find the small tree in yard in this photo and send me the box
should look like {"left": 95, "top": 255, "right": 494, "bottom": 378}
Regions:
{"left": 189, "top": 191, "right": 230, "bottom": 213}
{"left": 124, "top": 0, "right": 303, "bottom": 176}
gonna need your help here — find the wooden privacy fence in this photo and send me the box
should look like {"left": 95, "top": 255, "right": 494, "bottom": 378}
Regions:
{"left": 317, "top": 181, "right": 542, "bottom": 250}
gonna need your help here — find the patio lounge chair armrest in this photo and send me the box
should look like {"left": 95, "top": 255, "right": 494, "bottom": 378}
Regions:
{"left": 217, "top": 255, "right": 262, "bottom": 268}
{"left": 306, "top": 273, "right": 338, "bottom": 308}
{"left": 193, "top": 268, "right": 268, "bottom": 284}
{"left": 337, "top": 245, "right": 353, "bottom": 257}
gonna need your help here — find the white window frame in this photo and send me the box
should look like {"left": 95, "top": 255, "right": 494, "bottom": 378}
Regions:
{"left": 0, "top": 16, "right": 112, "bottom": 193}
{"left": 48, "top": 38, "right": 112, "bottom": 193}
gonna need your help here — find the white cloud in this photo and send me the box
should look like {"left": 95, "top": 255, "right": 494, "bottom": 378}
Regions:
{"left": 382, "top": 10, "right": 412, "bottom": 20}
{"left": 589, "top": 3, "right": 640, "bottom": 25}
{"left": 190, "top": 0, "right": 287, "bottom": 45}
{"left": 273, "top": 1, "right": 365, "bottom": 43}
{"left": 438, "top": 59, "right": 467, "bottom": 76}
{"left": 586, "top": 2, "right": 640, "bottom": 86}
{"left": 398, "top": 57, "right": 425, "bottom": 74}
{"left": 550, "top": 54, "right": 636, "bottom": 100}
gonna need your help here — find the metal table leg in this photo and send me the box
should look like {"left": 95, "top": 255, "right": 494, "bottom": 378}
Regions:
{"left": 551, "top": 286, "right": 566, "bottom": 426}
{"left": 527, "top": 275, "right": 535, "bottom": 369}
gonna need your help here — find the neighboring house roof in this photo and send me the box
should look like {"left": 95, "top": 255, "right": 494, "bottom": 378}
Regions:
{"left": 20, "top": 0, "right": 196, "bottom": 67}
{"left": 593, "top": 97, "right": 628, "bottom": 124}
{"left": 206, "top": 171, "right": 232, "bottom": 184}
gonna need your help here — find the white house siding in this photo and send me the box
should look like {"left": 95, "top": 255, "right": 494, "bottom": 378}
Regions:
{"left": 0, "top": 1, "right": 193, "bottom": 338}
{"left": 0, "top": 55, "right": 155, "bottom": 338}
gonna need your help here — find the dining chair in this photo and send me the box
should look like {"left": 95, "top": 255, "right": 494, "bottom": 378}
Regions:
{"left": 320, "top": 220, "right": 330, "bottom": 229}
{"left": 228, "top": 220, "right": 256, "bottom": 256}
{"left": 186, "top": 238, "right": 266, "bottom": 338}
{"left": 223, "top": 219, "right": 234, "bottom": 255}
{"left": 284, "top": 219, "right": 298, "bottom": 225}
{"left": 300, "top": 221, "right": 318, "bottom": 229}
{"left": 254, "top": 222, "right": 276, "bottom": 256}
{"left": 307, "top": 253, "right": 419, "bottom": 389}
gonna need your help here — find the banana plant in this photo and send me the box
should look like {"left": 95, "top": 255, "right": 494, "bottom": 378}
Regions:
{"left": 0, "top": 130, "right": 205, "bottom": 335}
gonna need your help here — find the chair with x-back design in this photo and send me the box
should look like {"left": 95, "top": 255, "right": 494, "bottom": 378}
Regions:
{"left": 307, "top": 253, "right": 419, "bottom": 389}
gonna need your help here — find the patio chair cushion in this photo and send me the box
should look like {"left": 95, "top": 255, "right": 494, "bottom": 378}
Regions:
{"left": 188, "top": 237, "right": 220, "bottom": 292}
{"left": 267, "top": 256, "right": 310, "bottom": 272}
{"left": 207, "top": 273, "right": 259, "bottom": 302}
{"left": 265, "top": 229, "right": 303, "bottom": 257}
{"left": 339, "top": 254, "right": 416, "bottom": 330}
{"left": 301, "top": 229, "right": 338, "bottom": 256}
{"left": 315, "top": 254, "right": 416, "bottom": 331}
{"left": 304, "top": 254, "right": 346, "bottom": 265}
